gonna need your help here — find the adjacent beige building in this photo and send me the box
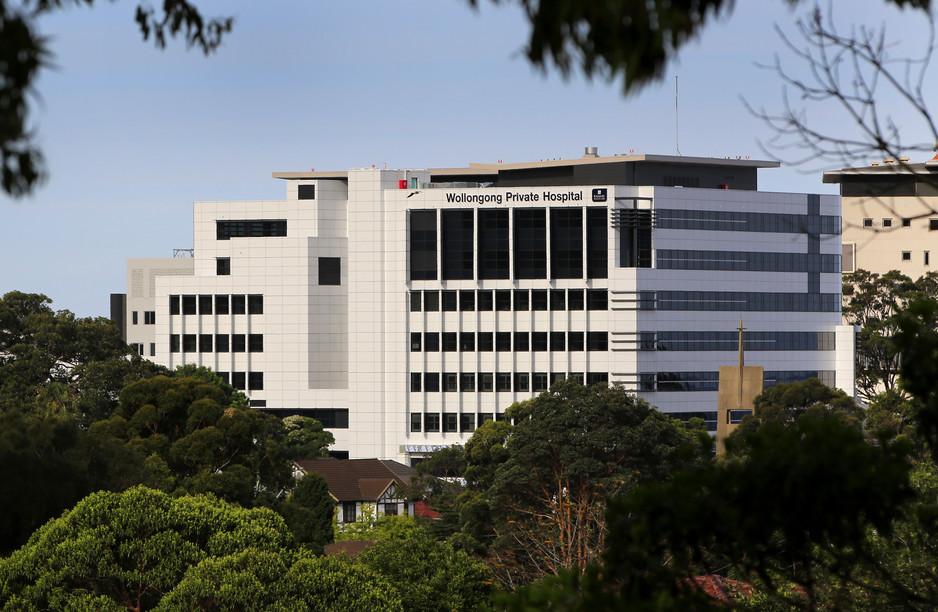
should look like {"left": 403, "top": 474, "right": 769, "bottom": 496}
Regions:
{"left": 826, "top": 156, "right": 938, "bottom": 276}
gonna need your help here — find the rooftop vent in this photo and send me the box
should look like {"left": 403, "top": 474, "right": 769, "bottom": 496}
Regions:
{"left": 584, "top": 146, "right": 599, "bottom": 158}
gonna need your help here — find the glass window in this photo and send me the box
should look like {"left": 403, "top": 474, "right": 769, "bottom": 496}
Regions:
{"left": 533, "top": 372, "right": 549, "bottom": 392}
{"left": 531, "top": 332, "right": 548, "bottom": 351}
{"left": 442, "top": 291, "right": 458, "bottom": 311}
{"left": 550, "top": 331, "right": 566, "bottom": 351}
{"left": 443, "top": 373, "right": 458, "bottom": 392}
{"left": 495, "top": 290, "right": 512, "bottom": 311}
{"left": 550, "top": 289, "right": 566, "bottom": 310}
{"left": 424, "top": 291, "right": 439, "bottom": 311}
{"left": 442, "top": 332, "right": 458, "bottom": 352}
{"left": 424, "top": 332, "right": 439, "bottom": 352}
{"left": 882, "top": 218, "right": 893, "bottom": 228}
{"left": 442, "top": 210, "right": 474, "bottom": 280}
{"left": 478, "top": 332, "right": 494, "bottom": 351}
{"left": 216, "top": 258, "right": 231, "bottom": 275}
{"left": 411, "top": 332, "right": 422, "bottom": 351}
{"left": 461, "top": 413, "right": 476, "bottom": 433}
{"left": 586, "top": 289, "right": 607, "bottom": 310}
{"left": 410, "top": 292, "right": 422, "bottom": 312}
{"left": 170, "top": 334, "right": 180, "bottom": 353}
{"left": 248, "top": 372, "right": 263, "bottom": 390}
{"left": 248, "top": 334, "right": 263, "bottom": 352}
{"left": 149, "top": 343, "right": 156, "bottom": 357}
{"left": 298, "top": 184, "right": 315, "bottom": 200}
{"left": 479, "top": 209, "right": 509, "bottom": 279}
{"left": 215, "top": 294, "right": 229, "bottom": 315}
{"left": 496, "top": 332, "right": 512, "bottom": 351}
{"left": 587, "top": 372, "right": 609, "bottom": 386}
{"left": 587, "top": 331, "right": 608, "bottom": 351}
{"left": 514, "top": 372, "right": 530, "bottom": 392}
{"left": 425, "top": 413, "right": 440, "bottom": 432}
{"left": 531, "top": 290, "right": 548, "bottom": 311}
{"left": 568, "top": 332, "right": 585, "bottom": 351}
{"left": 132, "top": 311, "right": 138, "bottom": 325}
{"left": 217, "top": 219, "right": 287, "bottom": 240}
{"left": 514, "top": 332, "right": 530, "bottom": 351}
{"left": 902, "top": 251, "right": 912, "bottom": 261}
{"left": 550, "top": 372, "right": 566, "bottom": 385}
{"left": 231, "top": 372, "right": 246, "bottom": 390}
{"left": 496, "top": 373, "right": 512, "bottom": 391}
{"left": 410, "top": 373, "right": 422, "bottom": 392}
{"left": 232, "top": 334, "right": 246, "bottom": 352}
{"left": 410, "top": 413, "right": 422, "bottom": 431}
{"left": 247, "top": 294, "right": 263, "bottom": 314}
{"left": 478, "top": 290, "right": 494, "bottom": 311}
{"left": 460, "top": 372, "right": 476, "bottom": 392}
{"left": 460, "top": 332, "right": 475, "bottom": 351}
{"left": 199, "top": 295, "right": 213, "bottom": 315}
{"left": 513, "top": 289, "right": 530, "bottom": 311}
{"left": 550, "top": 208, "right": 583, "bottom": 279}
{"left": 478, "top": 413, "right": 493, "bottom": 426}
{"left": 182, "top": 334, "right": 196, "bottom": 352}
{"left": 568, "top": 289, "right": 585, "bottom": 310}
{"left": 199, "top": 334, "right": 213, "bottom": 352}
{"left": 319, "top": 257, "right": 341, "bottom": 285}
{"left": 459, "top": 290, "right": 475, "bottom": 311}
{"left": 903, "top": 218, "right": 912, "bottom": 227}
{"left": 587, "top": 207, "right": 608, "bottom": 279}
{"left": 514, "top": 208, "right": 547, "bottom": 279}
{"left": 443, "top": 414, "right": 458, "bottom": 432}
{"left": 410, "top": 211, "right": 438, "bottom": 280}
{"left": 215, "top": 334, "right": 229, "bottom": 353}
{"left": 480, "top": 373, "right": 494, "bottom": 392}
{"left": 169, "top": 295, "right": 180, "bottom": 315}
{"left": 930, "top": 219, "right": 938, "bottom": 231}
{"left": 425, "top": 373, "right": 440, "bottom": 392}
{"left": 231, "top": 295, "right": 246, "bottom": 314}
{"left": 182, "top": 295, "right": 196, "bottom": 315}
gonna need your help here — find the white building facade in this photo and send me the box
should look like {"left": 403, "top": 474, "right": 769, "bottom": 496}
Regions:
{"left": 124, "top": 152, "right": 855, "bottom": 463}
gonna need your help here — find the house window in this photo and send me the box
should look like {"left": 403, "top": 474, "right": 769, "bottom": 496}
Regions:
{"left": 863, "top": 218, "right": 873, "bottom": 227}
{"left": 902, "top": 251, "right": 912, "bottom": 261}
{"left": 343, "top": 502, "right": 357, "bottom": 523}
{"left": 216, "top": 258, "right": 231, "bottom": 275}
{"left": 319, "top": 257, "right": 341, "bottom": 285}
{"left": 383, "top": 503, "right": 398, "bottom": 516}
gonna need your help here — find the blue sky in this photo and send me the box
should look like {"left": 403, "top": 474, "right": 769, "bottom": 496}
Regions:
{"left": 1, "top": 0, "right": 934, "bottom": 317}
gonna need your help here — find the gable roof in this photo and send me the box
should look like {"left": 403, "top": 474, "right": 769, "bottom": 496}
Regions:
{"left": 294, "top": 458, "right": 416, "bottom": 502}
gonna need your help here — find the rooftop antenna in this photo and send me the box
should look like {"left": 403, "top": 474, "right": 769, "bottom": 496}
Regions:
{"left": 675, "top": 75, "right": 682, "bottom": 156}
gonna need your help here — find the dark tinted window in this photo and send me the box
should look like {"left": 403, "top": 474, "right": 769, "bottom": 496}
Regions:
{"left": 587, "top": 207, "right": 608, "bottom": 279}
{"left": 442, "top": 210, "right": 474, "bottom": 280}
{"left": 479, "top": 209, "right": 509, "bottom": 279}
{"left": 514, "top": 208, "right": 547, "bottom": 279}
{"left": 410, "top": 211, "right": 437, "bottom": 280}
{"left": 217, "top": 220, "right": 287, "bottom": 240}
{"left": 297, "top": 184, "right": 315, "bottom": 199}
{"left": 247, "top": 294, "right": 263, "bottom": 314}
{"left": 215, "top": 295, "right": 229, "bottom": 315}
{"left": 216, "top": 258, "right": 230, "bottom": 276}
{"left": 232, "top": 295, "right": 246, "bottom": 314}
{"left": 319, "top": 257, "right": 341, "bottom": 285}
{"left": 550, "top": 208, "right": 582, "bottom": 278}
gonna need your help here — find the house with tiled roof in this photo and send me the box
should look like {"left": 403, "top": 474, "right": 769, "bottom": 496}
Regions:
{"left": 293, "top": 458, "right": 417, "bottom": 523}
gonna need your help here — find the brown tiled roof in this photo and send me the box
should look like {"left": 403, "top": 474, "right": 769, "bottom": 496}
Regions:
{"left": 294, "top": 458, "right": 416, "bottom": 502}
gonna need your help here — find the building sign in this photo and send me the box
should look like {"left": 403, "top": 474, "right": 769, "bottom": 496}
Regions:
{"left": 444, "top": 190, "right": 586, "bottom": 205}
{"left": 404, "top": 444, "right": 451, "bottom": 453}
{"left": 592, "top": 188, "right": 608, "bottom": 202}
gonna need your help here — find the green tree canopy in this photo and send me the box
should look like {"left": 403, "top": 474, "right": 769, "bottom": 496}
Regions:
{"left": 277, "top": 472, "right": 335, "bottom": 553}
{"left": 0, "top": 486, "right": 293, "bottom": 610}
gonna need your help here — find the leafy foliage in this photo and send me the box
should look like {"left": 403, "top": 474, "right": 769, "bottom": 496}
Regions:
{"left": 0, "top": 486, "right": 293, "bottom": 610}
{"left": 277, "top": 472, "right": 335, "bottom": 553}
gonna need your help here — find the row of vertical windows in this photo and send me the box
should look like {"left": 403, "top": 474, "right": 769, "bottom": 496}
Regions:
{"left": 169, "top": 334, "right": 263, "bottom": 353}
{"left": 657, "top": 209, "right": 841, "bottom": 235}
{"left": 410, "top": 371, "right": 608, "bottom": 393}
{"left": 130, "top": 343, "right": 155, "bottom": 357}
{"left": 216, "top": 220, "right": 287, "bottom": 240}
{"left": 217, "top": 371, "right": 264, "bottom": 390}
{"left": 410, "top": 207, "right": 608, "bottom": 281}
{"left": 131, "top": 311, "right": 156, "bottom": 325}
{"left": 409, "top": 289, "right": 607, "bottom": 312}
{"left": 410, "top": 331, "right": 607, "bottom": 352}
{"left": 411, "top": 412, "right": 509, "bottom": 433}
{"left": 652, "top": 331, "right": 836, "bottom": 352}
{"left": 257, "top": 408, "right": 349, "bottom": 429}
{"left": 655, "top": 292, "right": 841, "bottom": 312}
{"left": 169, "top": 294, "right": 263, "bottom": 315}
{"left": 647, "top": 370, "right": 835, "bottom": 392}
{"left": 656, "top": 250, "right": 841, "bottom": 273}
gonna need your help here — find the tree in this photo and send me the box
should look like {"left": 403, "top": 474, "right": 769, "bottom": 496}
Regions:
{"left": 358, "top": 528, "right": 493, "bottom": 612}
{"left": 157, "top": 550, "right": 403, "bottom": 612}
{"left": 728, "top": 377, "right": 863, "bottom": 446}
{"left": 0, "top": 486, "right": 293, "bottom": 610}
{"left": 475, "top": 380, "right": 703, "bottom": 585}
{"left": 281, "top": 414, "right": 335, "bottom": 459}
{"left": 1, "top": 0, "right": 232, "bottom": 197}
{"left": 277, "top": 472, "right": 335, "bottom": 553}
